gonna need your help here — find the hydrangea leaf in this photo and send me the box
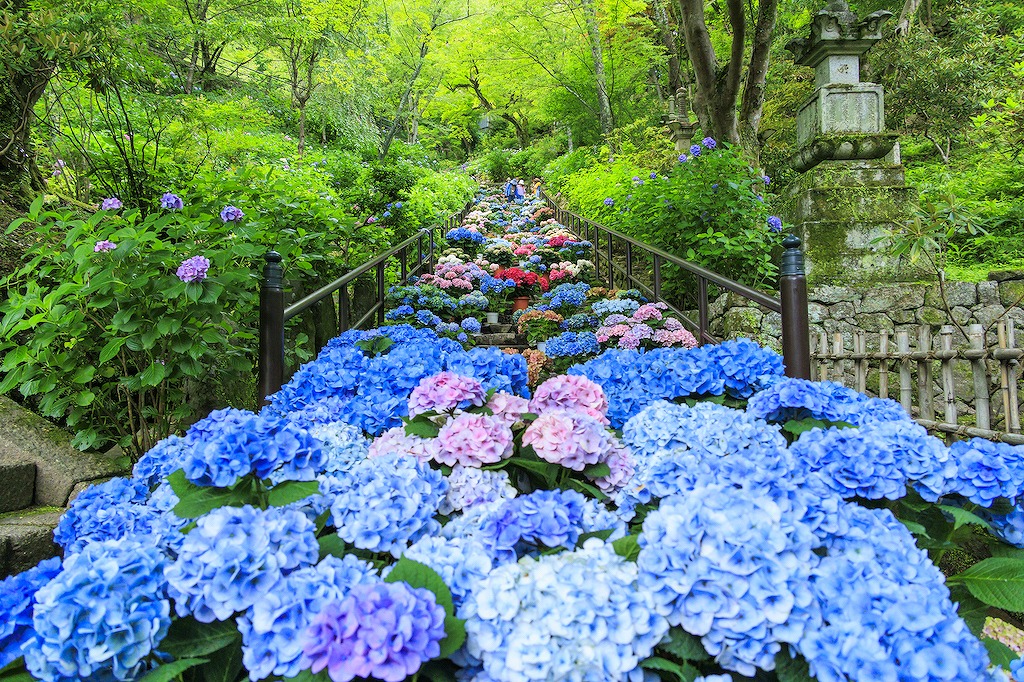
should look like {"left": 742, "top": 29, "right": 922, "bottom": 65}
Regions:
{"left": 266, "top": 480, "right": 320, "bottom": 507}
{"left": 611, "top": 534, "right": 640, "bottom": 562}
{"left": 781, "top": 417, "right": 853, "bottom": 438}
{"left": 405, "top": 418, "right": 441, "bottom": 439}
{"left": 0, "top": 659, "right": 33, "bottom": 682}
{"left": 638, "top": 656, "right": 698, "bottom": 681}
{"left": 439, "top": 614, "right": 467, "bottom": 658}
{"left": 775, "top": 648, "right": 814, "bottom": 681}
{"left": 159, "top": 617, "right": 241, "bottom": 658}
{"left": 582, "top": 462, "right": 611, "bottom": 478}
{"left": 657, "top": 627, "right": 710, "bottom": 662}
{"left": 199, "top": 639, "right": 244, "bottom": 682}
{"left": 939, "top": 504, "right": 992, "bottom": 530}
{"left": 982, "top": 637, "right": 1018, "bottom": 669}
{"left": 948, "top": 585, "right": 988, "bottom": 635}
{"left": 167, "top": 469, "right": 255, "bottom": 518}
{"left": 318, "top": 532, "right": 347, "bottom": 560}
{"left": 384, "top": 557, "right": 466, "bottom": 658}
{"left": 136, "top": 658, "right": 208, "bottom": 682}
{"left": 950, "top": 558, "right": 1024, "bottom": 611}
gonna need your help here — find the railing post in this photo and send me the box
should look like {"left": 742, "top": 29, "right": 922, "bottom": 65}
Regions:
{"left": 258, "top": 251, "right": 285, "bottom": 406}
{"left": 428, "top": 229, "right": 436, "bottom": 272}
{"left": 606, "top": 231, "right": 614, "bottom": 289}
{"left": 653, "top": 255, "right": 662, "bottom": 301}
{"left": 780, "top": 234, "right": 811, "bottom": 379}
{"left": 698, "top": 277, "right": 709, "bottom": 344}
{"left": 377, "top": 261, "right": 387, "bottom": 326}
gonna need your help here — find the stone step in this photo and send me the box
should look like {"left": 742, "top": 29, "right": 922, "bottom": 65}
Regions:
{"left": 475, "top": 332, "right": 522, "bottom": 347}
{"left": 0, "top": 507, "right": 61, "bottom": 577}
{"left": 0, "top": 459, "right": 34, "bottom": 513}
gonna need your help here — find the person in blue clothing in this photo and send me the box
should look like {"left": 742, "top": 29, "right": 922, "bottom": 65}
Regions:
{"left": 504, "top": 178, "right": 515, "bottom": 200}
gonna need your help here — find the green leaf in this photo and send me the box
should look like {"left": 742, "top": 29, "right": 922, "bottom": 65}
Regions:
{"left": 639, "top": 656, "right": 698, "bottom": 681}
{"left": 577, "top": 528, "right": 614, "bottom": 545}
{"left": 939, "top": 505, "right": 992, "bottom": 530}
{"left": 418, "top": 660, "right": 458, "bottom": 682}
{"left": 657, "top": 627, "right": 710, "bottom": 662}
{"left": 405, "top": 419, "right": 441, "bottom": 438}
{"left": 98, "top": 337, "right": 125, "bottom": 364}
{"left": 200, "top": 639, "right": 244, "bottom": 682}
{"left": 0, "top": 658, "right": 33, "bottom": 682}
{"left": 267, "top": 480, "right": 320, "bottom": 507}
{"left": 283, "top": 670, "right": 330, "bottom": 682}
{"left": 509, "top": 458, "right": 560, "bottom": 487}
{"left": 982, "top": 637, "right": 1019, "bottom": 669}
{"left": 384, "top": 557, "right": 466, "bottom": 658}
{"left": 136, "top": 658, "right": 208, "bottom": 682}
{"left": 167, "top": 469, "right": 255, "bottom": 519}
{"left": 582, "top": 462, "right": 611, "bottom": 478}
{"left": 781, "top": 417, "right": 854, "bottom": 437}
{"left": 950, "top": 557, "right": 1024, "bottom": 611}
{"left": 318, "top": 533, "right": 347, "bottom": 560}
{"left": 611, "top": 534, "right": 641, "bottom": 562}
{"left": 159, "top": 617, "right": 241, "bottom": 659}
{"left": 775, "top": 648, "right": 815, "bottom": 681}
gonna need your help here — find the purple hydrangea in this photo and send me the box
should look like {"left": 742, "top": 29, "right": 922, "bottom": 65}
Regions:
{"left": 303, "top": 581, "right": 446, "bottom": 682}
{"left": 603, "top": 197, "right": 615, "bottom": 207}
{"left": 678, "top": 154, "right": 689, "bottom": 163}
{"left": 100, "top": 197, "right": 123, "bottom": 210}
{"left": 220, "top": 205, "right": 244, "bottom": 222}
{"left": 94, "top": 240, "right": 116, "bottom": 253}
{"left": 160, "top": 192, "right": 184, "bottom": 210}
{"left": 176, "top": 255, "right": 211, "bottom": 283}
{"left": 768, "top": 216, "right": 784, "bottom": 233}
{"left": 689, "top": 144, "right": 702, "bottom": 157}
{"left": 702, "top": 137, "right": 717, "bottom": 149}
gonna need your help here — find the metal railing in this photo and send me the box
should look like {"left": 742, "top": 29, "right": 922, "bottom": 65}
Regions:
{"left": 540, "top": 190, "right": 810, "bottom": 378}
{"left": 258, "top": 201, "right": 474, "bottom": 402}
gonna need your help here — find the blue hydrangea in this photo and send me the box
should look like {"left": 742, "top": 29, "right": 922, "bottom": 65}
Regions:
{"left": 542, "top": 282, "right": 590, "bottom": 312}
{"left": 446, "top": 227, "right": 486, "bottom": 244}
{"left": 705, "top": 338, "right": 784, "bottom": 398}
{"left": 182, "top": 411, "right": 325, "bottom": 487}
{"left": 461, "top": 317, "right": 482, "bottom": 333}
{"left": 27, "top": 538, "right": 171, "bottom": 682}
{"left": 238, "top": 555, "right": 379, "bottom": 681}
{"left": 591, "top": 298, "right": 640, "bottom": 318}
{"left": 53, "top": 477, "right": 155, "bottom": 555}
{"left": 638, "top": 485, "right": 820, "bottom": 677}
{"left": 132, "top": 434, "right": 190, "bottom": 487}
{"left": 404, "top": 536, "right": 494, "bottom": 609}
{"left": 545, "top": 331, "right": 600, "bottom": 358}
{"left": 0, "top": 556, "right": 61, "bottom": 668}
{"left": 440, "top": 465, "right": 517, "bottom": 515}
{"left": 166, "top": 505, "right": 318, "bottom": 622}
{"left": 328, "top": 453, "right": 447, "bottom": 557}
{"left": 747, "top": 378, "right": 911, "bottom": 427}
{"left": 944, "top": 439, "right": 1024, "bottom": 507}
{"left": 308, "top": 420, "right": 370, "bottom": 473}
{"left": 460, "top": 539, "right": 668, "bottom": 681}
{"left": 799, "top": 503, "right": 993, "bottom": 682}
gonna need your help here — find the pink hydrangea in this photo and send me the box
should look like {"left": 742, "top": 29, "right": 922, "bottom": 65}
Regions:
{"left": 435, "top": 413, "right": 514, "bottom": 467}
{"left": 368, "top": 426, "right": 439, "bottom": 462}
{"left": 596, "top": 324, "right": 630, "bottom": 343}
{"left": 663, "top": 317, "right": 684, "bottom": 331}
{"left": 633, "top": 304, "right": 665, "bottom": 322}
{"left": 522, "top": 410, "right": 616, "bottom": 471}
{"left": 408, "top": 372, "right": 486, "bottom": 417}
{"left": 593, "top": 445, "right": 634, "bottom": 492}
{"left": 603, "top": 314, "right": 630, "bottom": 326}
{"left": 653, "top": 328, "right": 698, "bottom": 348}
{"left": 486, "top": 392, "right": 531, "bottom": 427}
{"left": 529, "top": 375, "right": 609, "bottom": 424}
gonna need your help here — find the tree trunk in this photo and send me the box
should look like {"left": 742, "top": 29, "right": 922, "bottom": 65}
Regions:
{"left": 380, "top": 43, "right": 428, "bottom": 159}
{"left": 0, "top": 59, "right": 50, "bottom": 199}
{"left": 737, "top": 0, "right": 779, "bottom": 165}
{"left": 651, "top": 0, "right": 683, "bottom": 95}
{"left": 580, "top": 0, "right": 613, "bottom": 137}
{"left": 298, "top": 100, "right": 307, "bottom": 156}
{"left": 895, "top": 0, "right": 924, "bottom": 37}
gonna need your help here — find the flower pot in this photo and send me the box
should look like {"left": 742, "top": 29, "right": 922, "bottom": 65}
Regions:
{"left": 486, "top": 312, "right": 500, "bottom": 324}
{"left": 512, "top": 296, "right": 530, "bottom": 312}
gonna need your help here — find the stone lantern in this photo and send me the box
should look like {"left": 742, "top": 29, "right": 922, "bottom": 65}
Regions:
{"left": 781, "top": 0, "right": 920, "bottom": 285}
{"left": 661, "top": 89, "right": 698, "bottom": 153}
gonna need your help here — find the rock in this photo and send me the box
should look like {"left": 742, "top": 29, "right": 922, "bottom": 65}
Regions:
{"left": 830, "top": 301, "right": 856, "bottom": 322}
{"left": 808, "top": 302, "right": 829, "bottom": 323}
{"left": 855, "top": 313, "right": 892, "bottom": 331}
{"left": 973, "top": 305, "right": 1007, "bottom": 331}
{"left": 814, "top": 285, "right": 860, "bottom": 304}
{"left": 916, "top": 307, "right": 948, "bottom": 327}
{"left": 988, "top": 269, "right": 1024, "bottom": 282}
{"left": 859, "top": 285, "right": 924, "bottom": 314}
{"left": 924, "top": 281, "right": 977, "bottom": 308}
{"left": 978, "top": 281, "right": 1000, "bottom": 305}
{"left": 998, "top": 281, "right": 1024, "bottom": 309}
{"left": 0, "top": 397, "right": 128, "bottom": 507}
{"left": 0, "top": 508, "right": 61, "bottom": 578}
{"left": 0, "top": 460, "right": 34, "bottom": 513}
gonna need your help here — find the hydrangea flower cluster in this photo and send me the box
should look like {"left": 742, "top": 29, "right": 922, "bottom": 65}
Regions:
{"left": 0, "top": 557, "right": 62, "bottom": 668}
{"left": 439, "top": 465, "right": 517, "bottom": 515}
{"left": 445, "top": 227, "right": 486, "bottom": 245}
{"left": 541, "top": 282, "right": 590, "bottom": 313}
{"left": 523, "top": 410, "right": 618, "bottom": 470}
{"left": 437, "top": 413, "right": 515, "bottom": 467}
{"left": 461, "top": 539, "right": 668, "bottom": 681}
{"left": 166, "top": 505, "right": 318, "bottom": 622}
{"left": 408, "top": 371, "right": 486, "bottom": 416}
{"left": 53, "top": 476, "right": 155, "bottom": 554}
{"left": 747, "top": 378, "right": 910, "bottom": 427}
{"left": 27, "top": 538, "right": 171, "bottom": 682}
{"left": 528, "top": 374, "right": 609, "bottom": 422}
{"left": 543, "top": 330, "right": 600, "bottom": 358}
{"left": 328, "top": 453, "right": 447, "bottom": 556}
{"left": 591, "top": 297, "right": 640, "bottom": 318}
{"left": 176, "top": 254, "right": 210, "bottom": 282}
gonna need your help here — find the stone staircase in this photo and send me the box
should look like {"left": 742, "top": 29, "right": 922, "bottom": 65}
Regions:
{"left": 476, "top": 323, "right": 529, "bottom": 350}
{"left": 0, "top": 397, "right": 128, "bottom": 576}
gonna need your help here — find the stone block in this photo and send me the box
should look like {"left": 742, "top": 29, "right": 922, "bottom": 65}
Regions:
{"left": 950, "top": 306, "right": 973, "bottom": 326}
{"left": 808, "top": 303, "right": 829, "bottom": 323}
{"left": 797, "top": 83, "right": 884, "bottom": 147}
{"left": 830, "top": 301, "right": 855, "bottom": 322}
{"left": 0, "top": 508, "right": 61, "bottom": 578}
{"left": 813, "top": 285, "right": 860, "bottom": 304}
{"left": 859, "top": 285, "right": 924, "bottom": 314}
{"left": 924, "top": 281, "right": 977, "bottom": 308}
{"left": 855, "top": 313, "right": 893, "bottom": 331}
{"left": 0, "top": 460, "right": 35, "bottom": 513}
{"left": 802, "top": 160, "right": 907, "bottom": 189}
{"left": 988, "top": 269, "right": 1024, "bottom": 283}
{"left": 978, "top": 281, "right": 1000, "bottom": 305}
{"left": 973, "top": 305, "right": 1007, "bottom": 331}
{"left": 0, "top": 397, "right": 129, "bottom": 507}
{"left": 723, "top": 307, "right": 763, "bottom": 338}
{"left": 998, "top": 281, "right": 1024, "bottom": 309}
{"left": 916, "top": 307, "right": 948, "bottom": 327}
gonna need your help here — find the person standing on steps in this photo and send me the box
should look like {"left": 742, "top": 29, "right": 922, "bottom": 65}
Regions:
{"left": 532, "top": 177, "right": 542, "bottom": 199}
{"left": 514, "top": 179, "right": 526, "bottom": 203}
{"left": 504, "top": 178, "right": 515, "bottom": 200}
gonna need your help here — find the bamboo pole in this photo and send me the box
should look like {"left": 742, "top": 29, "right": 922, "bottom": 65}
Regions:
{"left": 879, "top": 331, "right": 890, "bottom": 399}
{"left": 819, "top": 331, "right": 829, "bottom": 382}
{"left": 968, "top": 324, "right": 991, "bottom": 431}
{"left": 832, "top": 332, "right": 845, "bottom": 386}
{"left": 854, "top": 331, "right": 868, "bottom": 393}
{"left": 1007, "top": 319, "right": 1020, "bottom": 433}
{"left": 898, "top": 330, "right": 913, "bottom": 413}
{"left": 940, "top": 325, "right": 957, "bottom": 426}
{"left": 917, "top": 326, "right": 935, "bottom": 421}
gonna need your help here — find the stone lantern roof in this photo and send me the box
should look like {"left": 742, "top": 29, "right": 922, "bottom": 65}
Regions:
{"left": 786, "top": 1, "right": 892, "bottom": 89}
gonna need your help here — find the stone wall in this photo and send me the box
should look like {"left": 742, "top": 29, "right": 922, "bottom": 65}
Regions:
{"left": 710, "top": 271, "right": 1024, "bottom": 354}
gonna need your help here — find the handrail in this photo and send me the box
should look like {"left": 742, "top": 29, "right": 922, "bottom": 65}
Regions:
{"left": 257, "top": 199, "right": 474, "bottom": 404}
{"left": 540, "top": 189, "right": 810, "bottom": 379}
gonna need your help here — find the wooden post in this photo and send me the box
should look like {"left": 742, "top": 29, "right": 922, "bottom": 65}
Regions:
{"left": 1007, "top": 319, "right": 1020, "bottom": 433}
{"left": 898, "top": 330, "right": 912, "bottom": 413}
{"left": 879, "top": 330, "right": 890, "bottom": 399}
{"left": 940, "top": 325, "right": 957, "bottom": 426}
{"left": 998, "top": 321, "right": 1017, "bottom": 432}
{"left": 969, "top": 324, "right": 990, "bottom": 430}
{"left": 832, "top": 332, "right": 845, "bottom": 386}
{"left": 854, "top": 331, "right": 868, "bottom": 394}
{"left": 819, "top": 330, "right": 830, "bottom": 381}
{"left": 917, "top": 326, "right": 934, "bottom": 421}
{"left": 258, "top": 251, "right": 285, "bottom": 406}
